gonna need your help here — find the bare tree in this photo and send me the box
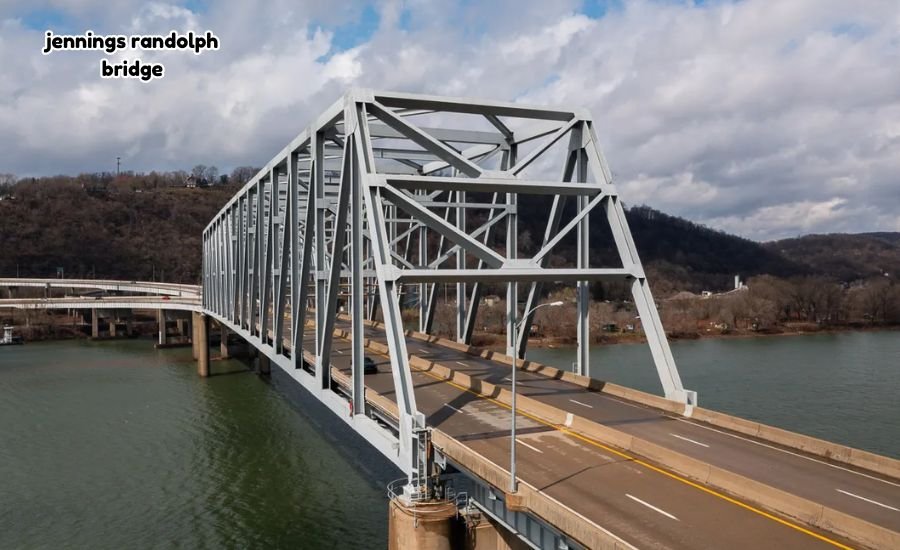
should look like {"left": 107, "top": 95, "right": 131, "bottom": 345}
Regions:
{"left": 230, "top": 166, "right": 258, "bottom": 185}
{"left": 204, "top": 166, "right": 219, "bottom": 184}
{"left": 0, "top": 173, "right": 15, "bottom": 192}
{"left": 191, "top": 164, "right": 207, "bottom": 181}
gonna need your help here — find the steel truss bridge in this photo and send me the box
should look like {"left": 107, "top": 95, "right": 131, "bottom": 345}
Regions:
{"left": 202, "top": 88, "right": 693, "bottom": 479}
{"left": 195, "top": 91, "right": 900, "bottom": 549}
{"left": 5, "top": 91, "right": 898, "bottom": 549}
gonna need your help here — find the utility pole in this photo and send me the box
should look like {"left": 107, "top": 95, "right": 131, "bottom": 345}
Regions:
{"left": 116, "top": 157, "right": 121, "bottom": 176}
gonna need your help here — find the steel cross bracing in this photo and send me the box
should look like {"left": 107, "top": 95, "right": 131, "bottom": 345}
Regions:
{"left": 201, "top": 89, "right": 695, "bottom": 491}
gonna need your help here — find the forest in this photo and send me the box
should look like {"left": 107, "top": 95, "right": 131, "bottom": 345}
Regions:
{"left": 1, "top": 171, "right": 898, "bottom": 336}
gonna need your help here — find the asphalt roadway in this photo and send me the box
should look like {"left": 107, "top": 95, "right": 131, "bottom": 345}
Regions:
{"left": 305, "top": 325, "right": 870, "bottom": 549}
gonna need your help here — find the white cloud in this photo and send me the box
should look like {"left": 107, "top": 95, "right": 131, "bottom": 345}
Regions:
{"left": 0, "top": 0, "right": 898, "bottom": 240}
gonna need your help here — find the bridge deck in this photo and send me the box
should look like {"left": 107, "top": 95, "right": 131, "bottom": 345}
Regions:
{"left": 0, "top": 296, "right": 201, "bottom": 311}
{"left": 306, "top": 325, "right": 868, "bottom": 549}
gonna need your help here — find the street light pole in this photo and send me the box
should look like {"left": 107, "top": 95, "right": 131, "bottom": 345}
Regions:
{"left": 509, "top": 300, "right": 564, "bottom": 493}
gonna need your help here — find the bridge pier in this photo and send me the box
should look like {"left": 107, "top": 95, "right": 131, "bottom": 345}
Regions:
{"left": 219, "top": 324, "right": 229, "bottom": 359}
{"left": 388, "top": 498, "right": 457, "bottom": 550}
{"left": 158, "top": 310, "right": 167, "bottom": 346}
{"left": 91, "top": 311, "right": 99, "bottom": 338}
{"left": 258, "top": 353, "right": 270, "bottom": 375}
{"left": 193, "top": 312, "right": 209, "bottom": 377}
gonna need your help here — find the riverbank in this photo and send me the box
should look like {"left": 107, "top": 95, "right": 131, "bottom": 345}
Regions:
{"left": 0, "top": 313, "right": 163, "bottom": 342}
{"left": 6, "top": 310, "right": 898, "bottom": 347}
{"left": 469, "top": 322, "right": 900, "bottom": 351}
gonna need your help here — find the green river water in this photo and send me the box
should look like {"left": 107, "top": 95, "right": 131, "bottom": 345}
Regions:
{"left": 1, "top": 331, "right": 898, "bottom": 548}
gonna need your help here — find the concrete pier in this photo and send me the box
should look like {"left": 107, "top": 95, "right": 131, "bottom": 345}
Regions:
{"left": 388, "top": 498, "right": 458, "bottom": 550}
{"left": 191, "top": 315, "right": 199, "bottom": 359}
{"left": 193, "top": 312, "right": 209, "bottom": 377}
{"left": 158, "top": 310, "right": 167, "bottom": 346}
{"left": 219, "top": 324, "right": 229, "bottom": 359}
{"left": 258, "top": 353, "right": 271, "bottom": 375}
{"left": 91, "top": 312, "right": 99, "bottom": 338}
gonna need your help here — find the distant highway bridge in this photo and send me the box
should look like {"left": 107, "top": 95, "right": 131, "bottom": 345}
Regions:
{"left": 3, "top": 91, "right": 899, "bottom": 549}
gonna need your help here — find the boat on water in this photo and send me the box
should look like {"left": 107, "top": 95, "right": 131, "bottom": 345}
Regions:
{"left": 0, "top": 326, "right": 24, "bottom": 346}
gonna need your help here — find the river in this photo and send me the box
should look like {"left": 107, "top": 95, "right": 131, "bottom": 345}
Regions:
{"left": 0, "top": 340, "right": 392, "bottom": 549}
{"left": 1, "top": 331, "right": 897, "bottom": 547}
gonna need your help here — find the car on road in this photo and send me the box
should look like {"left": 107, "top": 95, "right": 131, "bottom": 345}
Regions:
{"left": 364, "top": 356, "right": 378, "bottom": 375}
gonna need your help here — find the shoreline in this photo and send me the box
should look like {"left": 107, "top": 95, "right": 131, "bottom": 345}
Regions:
{"left": 476, "top": 323, "right": 900, "bottom": 351}
{"left": 6, "top": 320, "right": 898, "bottom": 347}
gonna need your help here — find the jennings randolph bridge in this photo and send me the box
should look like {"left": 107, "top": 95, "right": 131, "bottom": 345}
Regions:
{"left": 3, "top": 91, "right": 899, "bottom": 550}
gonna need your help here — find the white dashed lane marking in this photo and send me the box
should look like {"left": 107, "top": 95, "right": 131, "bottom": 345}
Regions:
{"left": 626, "top": 494, "right": 679, "bottom": 521}
{"left": 516, "top": 439, "right": 543, "bottom": 454}
{"left": 669, "top": 433, "right": 710, "bottom": 448}
{"left": 836, "top": 489, "right": 899, "bottom": 512}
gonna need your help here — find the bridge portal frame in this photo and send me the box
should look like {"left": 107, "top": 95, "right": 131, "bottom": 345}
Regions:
{"left": 202, "top": 89, "right": 695, "bottom": 494}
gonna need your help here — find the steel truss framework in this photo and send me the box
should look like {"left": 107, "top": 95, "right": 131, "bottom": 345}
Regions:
{"left": 202, "top": 89, "right": 695, "bottom": 489}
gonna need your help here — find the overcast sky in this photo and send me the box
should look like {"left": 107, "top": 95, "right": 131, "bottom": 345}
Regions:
{"left": 1, "top": 0, "right": 898, "bottom": 240}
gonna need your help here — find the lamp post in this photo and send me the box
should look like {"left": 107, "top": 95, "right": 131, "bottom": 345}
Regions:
{"left": 509, "top": 300, "right": 564, "bottom": 493}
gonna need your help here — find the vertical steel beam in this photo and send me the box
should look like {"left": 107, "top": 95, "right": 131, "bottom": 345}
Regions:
{"left": 260, "top": 170, "right": 275, "bottom": 343}
{"left": 455, "top": 189, "right": 466, "bottom": 342}
{"left": 314, "top": 130, "right": 328, "bottom": 386}
{"left": 505, "top": 145, "right": 518, "bottom": 357}
{"left": 418, "top": 197, "right": 428, "bottom": 333}
{"left": 274, "top": 165, "right": 290, "bottom": 353}
{"left": 350, "top": 106, "right": 366, "bottom": 415}
{"left": 249, "top": 183, "right": 261, "bottom": 336}
{"left": 576, "top": 125, "right": 590, "bottom": 377}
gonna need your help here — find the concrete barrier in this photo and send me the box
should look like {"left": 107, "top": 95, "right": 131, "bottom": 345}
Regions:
{"left": 692, "top": 407, "right": 900, "bottom": 481}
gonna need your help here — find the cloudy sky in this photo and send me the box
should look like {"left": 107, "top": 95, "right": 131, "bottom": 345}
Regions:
{"left": 1, "top": 0, "right": 898, "bottom": 240}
